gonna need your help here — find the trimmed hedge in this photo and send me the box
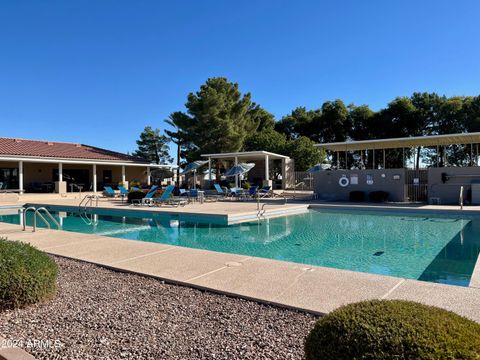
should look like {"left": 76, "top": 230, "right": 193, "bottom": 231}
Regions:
{"left": 0, "top": 238, "right": 58, "bottom": 310}
{"left": 305, "top": 300, "right": 480, "bottom": 360}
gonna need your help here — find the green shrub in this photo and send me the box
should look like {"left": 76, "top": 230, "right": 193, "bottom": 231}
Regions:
{"left": 242, "top": 181, "right": 251, "bottom": 190}
{"left": 0, "top": 239, "right": 58, "bottom": 310}
{"left": 129, "top": 180, "right": 142, "bottom": 189}
{"left": 305, "top": 300, "right": 480, "bottom": 360}
{"left": 127, "top": 190, "right": 145, "bottom": 203}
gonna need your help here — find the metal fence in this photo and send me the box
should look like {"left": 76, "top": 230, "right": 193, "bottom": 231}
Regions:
{"left": 293, "top": 171, "right": 315, "bottom": 190}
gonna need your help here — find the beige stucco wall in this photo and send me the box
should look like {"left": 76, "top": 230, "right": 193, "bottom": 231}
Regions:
{"left": 0, "top": 160, "right": 149, "bottom": 192}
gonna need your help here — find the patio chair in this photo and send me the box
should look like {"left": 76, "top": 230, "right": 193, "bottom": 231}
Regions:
{"left": 153, "top": 185, "right": 187, "bottom": 207}
{"left": 132, "top": 185, "right": 159, "bottom": 206}
{"left": 103, "top": 186, "right": 117, "bottom": 198}
{"left": 214, "top": 183, "right": 226, "bottom": 196}
{"left": 245, "top": 185, "right": 259, "bottom": 199}
{"left": 119, "top": 186, "right": 129, "bottom": 202}
{"left": 259, "top": 186, "right": 273, "bottom": 198}
{"left": 228, "top": 187, "right": 244, "bottom": 200}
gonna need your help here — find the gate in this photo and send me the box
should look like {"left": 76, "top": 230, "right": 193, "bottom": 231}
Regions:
{"left": 293, "top": 171, "right": 315, "bottom": 190}
{"left": 405, "top": 169, "right": 428, "bottom": 202}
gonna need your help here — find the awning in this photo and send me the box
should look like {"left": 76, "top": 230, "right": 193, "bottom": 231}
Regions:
{"left": 315, "top": 132, "right": 480, "bottom": 152}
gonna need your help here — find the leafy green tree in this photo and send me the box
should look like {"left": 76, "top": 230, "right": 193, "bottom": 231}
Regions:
{"left": 248, "top": 105, "right": 276, "bottom": 132}
{"left": 243, "top": 128, "right": 287, "bottom": 154}
{"left": 133, "top": 126, "right": 172, "bottom": 164}
{"left": 464, "top": 96, "right": 480, "bottom": 132}
{"left": 181, "top": 77, "right": 253, "bottom": 160}
{"left": 275, "top": 107, "right": 316, "bottom": 140}
{"left": 313, "top": 100, "right": 351, "bottom": 143}
{"left": 284, "top": 136, "right": 324, "bottom": 171}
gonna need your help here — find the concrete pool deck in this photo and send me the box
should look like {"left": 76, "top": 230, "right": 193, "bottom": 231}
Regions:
{"left": 1, "top": 193, "right": 310, "bottom": 224}
{"left": 1, "top": 221, "right": 479, "bottom": 323}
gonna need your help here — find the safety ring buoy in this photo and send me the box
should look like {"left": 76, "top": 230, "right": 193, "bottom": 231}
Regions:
{"left": 339, "top": 176, "right": 349, "bottom": 187}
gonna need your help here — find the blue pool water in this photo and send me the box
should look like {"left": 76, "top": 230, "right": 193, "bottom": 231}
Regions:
{"left": 1, "top": 207, "right": 479, "bottom": 286}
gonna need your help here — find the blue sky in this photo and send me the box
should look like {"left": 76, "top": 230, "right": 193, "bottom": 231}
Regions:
{"left": 1, "top": 1, "right": 479, "bottom": 159}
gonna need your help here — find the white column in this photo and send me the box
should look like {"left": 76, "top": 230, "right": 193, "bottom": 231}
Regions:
{"left": 265, "top": 154, "right": 269, "bottom": 183}
{"left": 147, "top": 166, "right": 151, "bottom": 186}
{"left": 58, "top": 163, "right": 63, "bottom": 182}
{"left": 234, "top": 156, "right": 239, "bottom": 188}
{"left": 208, "top": 158, "right": 212, "bottom": 182}
{"left": 92, "top": 164, "right": 97, "bottom": 193}
{"left": 121, "top": 165, "right": 126, "bottom": 184}
{"left": 18, "top": 161, "right": 23, "bottom": 194}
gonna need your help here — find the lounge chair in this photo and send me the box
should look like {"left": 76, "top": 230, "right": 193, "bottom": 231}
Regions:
{"left": 259, "top": 186, "right": 273, "bottom": 198}
{"left": 131, "top": 185, "right": 159, "bottom": 206}
{"left": 214, "top": 184, "right": 226, "bottom": 196}
{"left": 119, "top": 186, "right": 129, "bottom": 202}
{"left": 103, "top": 186, "right": 117, "bottom": 198}
{"left": 153, "top": 185, "right": 187, "bottom": 207}
{"left": 228, "top": 187, "right": 244, "bottom": 200}
{"left": 245, "top": 186, "right": 259, "bottom": 199}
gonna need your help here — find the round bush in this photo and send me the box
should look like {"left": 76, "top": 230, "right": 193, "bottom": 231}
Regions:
{"left": 305, "top": 300, "right": 480, "bottom": 360}
{"left": 0, "top": 239, "right": 58, "bottom": 310}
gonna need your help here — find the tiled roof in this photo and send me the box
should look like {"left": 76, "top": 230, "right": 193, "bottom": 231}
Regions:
{"left": 0, "top": 137, "right": 148, "bottom": 163}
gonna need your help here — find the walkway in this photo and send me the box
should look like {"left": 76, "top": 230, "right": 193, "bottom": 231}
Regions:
{"left": 1, "top": 222, "right": 479, "bottom": 322}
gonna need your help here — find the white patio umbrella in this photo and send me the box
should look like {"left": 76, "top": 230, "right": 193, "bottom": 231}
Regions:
{"left": 224, "top": 163, "right": 255, "bottom": 187}
{"left": 224, "top": 163, "right": 256, "bottom": 177}
{"left": 307, "top": 163, "right": 332, "bottom": 173}
{"left": 180, "top": 160, "right": 208, "bottom": 189}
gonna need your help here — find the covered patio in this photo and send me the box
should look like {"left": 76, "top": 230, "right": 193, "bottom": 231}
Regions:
{"left": 0, "top": 138, "right": 176, "bottom": 194}
{"left": 201, "top": 151, "right": 294, "bottom": 189}
{"left": 314, "top": 132, "right": 480, "bottom": 204}
{"left": 315, "top": 132, "right": 480, "bottom": 169}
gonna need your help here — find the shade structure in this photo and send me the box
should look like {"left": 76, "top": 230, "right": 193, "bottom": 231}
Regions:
{"left": 307, "top": 163, "right": 332, "bottom": 173}
{"left": 180, "top": 160, "right": 208, "bottom": 174}
{"left": 224, "top": 163, "right": 255, "bottom": 177}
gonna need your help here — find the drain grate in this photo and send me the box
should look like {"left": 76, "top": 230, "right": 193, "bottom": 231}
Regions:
{"left": 373, "top": 251, "right": 385, "bottom": 256}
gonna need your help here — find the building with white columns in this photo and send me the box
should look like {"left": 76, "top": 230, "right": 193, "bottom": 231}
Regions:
{"left": 0, "top": 137, "right": 175, "bottom": 194}
{"left": 201, "top": 151, "right": 295, "bottom": 189}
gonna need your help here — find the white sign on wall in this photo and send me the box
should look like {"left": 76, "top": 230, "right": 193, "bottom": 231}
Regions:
{"left": 350, "top": 174, "right": 358, "bottom": 185}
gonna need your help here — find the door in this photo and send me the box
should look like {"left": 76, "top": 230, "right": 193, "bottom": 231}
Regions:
{"left": 103, "top": 170, "right": 113, "bottom": 186}
{"left": 405, "top": 169, "right": 428, "bottom": 202}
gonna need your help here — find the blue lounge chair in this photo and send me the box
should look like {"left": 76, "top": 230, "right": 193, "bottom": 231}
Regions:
{"left": 132, "top": 185, "right": 159, "bottom": 206}
{"left": 214, "top": 183, "right": 225, "bottom": 196}
{"left": 119, "top": 186, "right": 129, "bottom": 202}
{"left": 259, "top": 186, "right": 273, "bottom": 198}
{"left": 153, "top": 185, "right": 187, "bottom": 207}
{"left": 246, "top": 186, "right": 258, "bottom": 199}
{"left": 103, "top": 186, "right": 117, "bottom": 198}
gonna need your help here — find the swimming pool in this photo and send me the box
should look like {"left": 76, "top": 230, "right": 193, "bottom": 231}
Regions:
{"left": 1, "top": 206, "right": 479, "bottom": 287}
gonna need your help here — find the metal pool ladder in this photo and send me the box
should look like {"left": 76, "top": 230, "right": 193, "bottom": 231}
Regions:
{"left": 459, "top": 186, "right": 464, "bottom": 210}
{"left": 20, "top": 206, "right": 62, "bottom": 232}
{"left": 79, "top": 194, "right": 99, "bottom": 211}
